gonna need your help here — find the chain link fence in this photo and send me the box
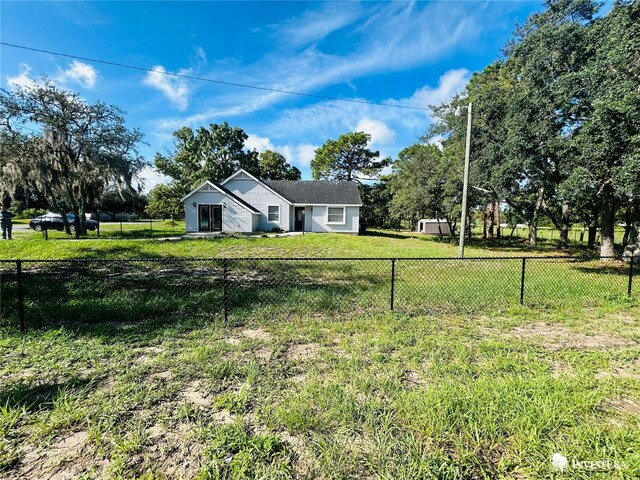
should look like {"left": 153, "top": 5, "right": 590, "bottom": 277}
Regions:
{"left": 0, "top": 256, "right": 637, "bottom": 331}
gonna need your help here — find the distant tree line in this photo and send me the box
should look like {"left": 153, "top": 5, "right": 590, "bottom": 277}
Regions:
{"left": 388, "top": 0, "right": 640, "bottom": 257}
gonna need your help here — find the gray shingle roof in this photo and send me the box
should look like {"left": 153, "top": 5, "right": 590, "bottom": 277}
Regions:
{"left": 263, "top": 180, "right": 361, "bottom": 205}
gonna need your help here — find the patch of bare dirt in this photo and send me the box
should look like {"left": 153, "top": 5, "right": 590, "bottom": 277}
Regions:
{"left": 595, "top": 365, "right": 640, "bottom": 380}
{"left": 287, "top": 343, "right": 319, "bottom": 360}
{"left": 14, "top": 430, "right": 99, "bottom": 480}
{"left": 152, "top": 370, "right": 172, "bottom": 380}
{"left": 550, "top": 361, "right": 574, "bottom": 378}
{"left": 602, "top": 397, "right": 640, "bottom": 416}
{"left": 99, "top": 377, "right": 116, "bottom": 391}
{"left": 254, "top": 347, "right": 272, "bottom": 361}
{"left": 241, "top": 328, "right": 271, "bottom": 340}
{"left": 142, "top": 346, "right": 164, "bottom": 354}
{"left": 279, "top": 430, "right": 316, "bottom": 476}
{"left": 144, "top": 423, "right": 202, "bottom": 478}
{"left": 225, "top": 337, "right": 241, "bottom": 346}
{"left": 212, "top": 409, "right": 236, "bottom": 425}
{"left": 134, "top": 346, "right": 164, "bottom": 364}
{"left": 403, "top": 370, "right": 426, "bottom": 388}
{"left": 182, "top": 381, "right": 209, "bottom": 406}
{"left": 508, "top": 323, "right": 637, "bottom": 351}
{"left": 290, "top": 372, "right": 308, "bottom": 383}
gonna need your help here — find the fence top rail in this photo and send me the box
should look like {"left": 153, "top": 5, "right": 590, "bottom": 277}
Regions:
{"left": 0, "top": 255, "right": 629, "bottom": 264}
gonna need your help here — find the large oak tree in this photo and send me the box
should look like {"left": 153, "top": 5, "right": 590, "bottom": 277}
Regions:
{"left": 0, "top": 80, "right": 144, "bottom": 236}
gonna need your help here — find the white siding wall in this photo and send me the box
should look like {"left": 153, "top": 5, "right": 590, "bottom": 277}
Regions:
{"left": 308, "top": 206, "right": 359, "bottom": 233}
{"left": 224, "top": 178, "right": 290, "bottom": 231}
{"left": 184, "top": 190, "right": 255, "bottom": 233}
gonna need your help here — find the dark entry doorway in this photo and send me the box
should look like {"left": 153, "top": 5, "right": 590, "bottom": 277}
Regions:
{"left": 294, "top": 207, "right": 305, "bottom": 231}
{"left": 198, "top": 204, "right": 222, "bottom": 232}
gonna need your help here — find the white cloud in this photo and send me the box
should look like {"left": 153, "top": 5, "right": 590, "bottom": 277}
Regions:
{"left": 355, "top": 117, "right": 395, "bottom": 146}
{"left": 195, "top": 46, "right": 207, "bottom": 63}
{"left": 280, "top": 143, "right": 317, "bottom": 167}
{"left": 143, "top": 66, "right": 191, "bottom": 111}
{"left": 6, "top": 64, "right": 38, "bottom": 90}
{"left": 56, "top": 60, "right": 97, "bottom": 89}
{"left": 276, "top": 3, "right": 364, "bottom": 47}
{"left": 137, "top": 166, "right": 171, "bottom": 193}
{"left": 399, "top": 68, "right": 470, "bottom": 109}
{"left": 245, "top": 134, "right": 275, "bottom": 152}
{"left": 246, "top": 133, "right": 317, "bottom": 169}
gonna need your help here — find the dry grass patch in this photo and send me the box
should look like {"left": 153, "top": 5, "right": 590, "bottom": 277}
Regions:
{"left": 224, "top": 337, "right": 241, "bottom": 346}
{"left": 240, "top": 328, "right": 271, "bottom": 341}
{"left": 287, "top": 343, "right": 319, "bottom": 360}
{"left": 14, "top": 430, "right": 96, "bottom": 479}
{"left": 403, "top": 370, "right": 426, "bottom": 387}
{"left": 508, "top": 322, "right": 637, "bottom": 350}
{"left": 182, "top": 381, "right": 209, "bottom": 406}
{"left": 602, "top": 397, "right": 640, "bottom": 416}
{"left": 549, "top": 360, "right": 575, "bottom": 378}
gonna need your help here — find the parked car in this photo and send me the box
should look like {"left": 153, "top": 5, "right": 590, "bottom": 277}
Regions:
{"left": 29, "top": 213, "right": 98, "bottom": 232}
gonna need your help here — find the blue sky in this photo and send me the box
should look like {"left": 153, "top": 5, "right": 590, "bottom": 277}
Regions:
{"left": 1, "top": 1, "right": 543, "bottom": 190}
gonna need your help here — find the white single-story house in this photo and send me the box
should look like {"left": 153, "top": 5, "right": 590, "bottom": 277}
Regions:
{"left": 416, "top": 219, "right": 451, "bottom": 235}
{"left": 182, "top": 169, "right": 362, "bottom": 234}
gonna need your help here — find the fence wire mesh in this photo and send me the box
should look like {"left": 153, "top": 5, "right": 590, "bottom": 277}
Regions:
{"left": 0, "top": 256, "right": 636, "bottom": 331}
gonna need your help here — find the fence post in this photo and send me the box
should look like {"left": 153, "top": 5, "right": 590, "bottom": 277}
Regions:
{"left": 390, "top": 258, "right": 396, "bottom": 311}
{"left": 16, "top": 260, "right": 25, "bottom": 333}
{"left": 120, "top": 221, "right": 123, "bottom": 237}
{"left": 629, "top": 256, "right": 635, "bottom": 299}
{"left": 520, "top": 257, "right": 526, "bottom": 305}
{"left": 223, "top": 258, "right": 228, "bottom": 323}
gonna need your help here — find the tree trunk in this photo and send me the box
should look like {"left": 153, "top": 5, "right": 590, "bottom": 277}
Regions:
{"left": 495, "top": 202, "right": 501, "bottom": 240}
{"left": 622, "top": 206, "right": 632, "bottom": 246}
{"left": 600, "top": 189, "right": 616, "bottom": 259}
{"left": 560, "top": 201, "right": 570, "bottom": 247}
{"left": 488, "top": 203, "right": 494, "bottom": 240}
{"left": 446, "top": 218, "right": 456, "bottom": 240}
{"left": 529, "top": 186, "right": 544, "bottom": 247}
{"left": 588, "top": 225, "right": 597, "bottom": 248}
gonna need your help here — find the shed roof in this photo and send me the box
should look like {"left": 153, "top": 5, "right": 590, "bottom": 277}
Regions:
{"left": 262, "top": 180, "right": 361, "bottom": 205}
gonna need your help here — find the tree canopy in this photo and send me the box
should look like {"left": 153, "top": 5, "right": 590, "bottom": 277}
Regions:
{"left": 148, "top": 122, "right": 260, "bottom": 217}
{"left": 258, "top": 150, "right": 301, "bottom": 180}
{"left": 0, "top": 80, "right": 144, "bottom": 236}
{"left": 422, "top": 0, "right": 640, "bottom": 255}
{"left": 311, "top": 132, "right": 389, "bottom": 181}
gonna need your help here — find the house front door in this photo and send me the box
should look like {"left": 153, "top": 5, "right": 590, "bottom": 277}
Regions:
{"left": 198, "top": 205, "right": 223, "bottom": 232}
{"left": 294, "top": 207, "right": 305, "bottom": 231}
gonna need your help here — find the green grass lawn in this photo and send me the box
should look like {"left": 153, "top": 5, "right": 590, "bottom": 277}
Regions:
{"left": 1, "top": 305, "right": 638, "bottom": 478}
{"left": 0, "top": 229, "right": 605, "bottom": 261}
{"left": 1, "top": 231, "right": 637, "bottom": 478}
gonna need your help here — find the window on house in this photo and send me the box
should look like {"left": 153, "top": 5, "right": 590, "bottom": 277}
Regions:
{"left": 327, "top": 207, "right": 345, "bottom": 224}
{"left": 268, "top": 205, "right": 280, "bottom": 222}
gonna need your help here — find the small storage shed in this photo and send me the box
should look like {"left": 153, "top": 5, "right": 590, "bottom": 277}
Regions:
{"left": 416, "top": 219, "right": 451, "bottom": 235}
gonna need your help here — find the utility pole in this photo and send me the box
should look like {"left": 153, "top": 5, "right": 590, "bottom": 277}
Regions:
{"left": 458, "top": 102, "right": 472, "bottom": 258}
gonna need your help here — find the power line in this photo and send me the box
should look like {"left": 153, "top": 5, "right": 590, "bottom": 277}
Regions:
{"left": 1, "top": 42, "right": 431, "bottom": 112}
